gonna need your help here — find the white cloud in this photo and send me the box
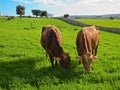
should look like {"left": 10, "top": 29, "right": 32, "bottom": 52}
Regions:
{"left": 12, "top": 0, "right": 80, "bottom": 6}
{"left": 12, "top": 0, "right": 120, "bottom": 16}
{"left": 12, "top": 0, "right": 120, "bottom": 6}
{"left": 32, "top": 0, "right": 66, "bottom": 6}
{"left": 56, "top": 0, "right": 120, "bottom": 16}
{"left": 12, "top": 0, "right": 71, "bottom": 6}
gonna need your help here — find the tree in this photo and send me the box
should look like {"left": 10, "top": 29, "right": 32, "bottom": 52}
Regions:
{"left": 32, "top": 10, "right": 41, "bottom": 18}
{"left": 16, "top": 5, "right": 25, "bottom": 18}
{"left": 40, "top": 11, "right": 48, "bottom": 17}
{"left": 109, "top": 16, "right": 114, "bottom": 19}
{"left": 64, "top": 14, "right": 69, "bottom": 18}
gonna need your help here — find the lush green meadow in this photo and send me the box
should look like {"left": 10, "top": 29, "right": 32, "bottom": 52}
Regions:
{"left": 0, "top": 17, "right": 120, "bottom": 90}
{"left": 75, "top": 19, "right": 120, "bottom": 28}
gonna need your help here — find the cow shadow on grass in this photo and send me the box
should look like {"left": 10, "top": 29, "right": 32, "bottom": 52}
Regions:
{"left": 0, "top": 57, "right": 85, "bottom": 89}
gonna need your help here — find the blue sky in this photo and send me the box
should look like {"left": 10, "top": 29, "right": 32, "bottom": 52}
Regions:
{"left": 0, "top": 0, "right": 120, "bottom": 17}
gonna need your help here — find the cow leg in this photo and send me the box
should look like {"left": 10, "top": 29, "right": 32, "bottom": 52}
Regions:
{"left": 94, "top": 42, "right": 99, "bottom": 56}
{"left": 78, "top": 53, "right": 82, "bottom": 64}
{"left": 91, "top": 66, "right": 93, "bottom": 70}
{"left": 50, "top": 57, "right": 54, "bottom": 68}
{"left": 47, "top": 50, "right": 55, "bottom": 68}
{"left": 49, "top": 55, "right": 54, "bottom": 68}
{"left": 93, "top": 46, "right": 98, "bottom": 57}
{"left": 92, "top": 46, "right": 98, "bottom": 60}
{"left": 79, "top": 60, "right": 82, "bottom": 64}
{"left": 95, "top": 45, "right": 98, "bottom": 56}
{"left": 55, "top": 61, "right": 58, "bottom": 66}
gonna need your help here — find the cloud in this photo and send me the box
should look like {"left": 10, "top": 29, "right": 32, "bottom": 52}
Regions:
{"left": 12, "top": 0, "right": 80, "bottom": 6}
{"left": 76, "top": 0, "right": 120, "bottom": 6}
{"left": 12, "top": 0, "right": 65, "bottom": 6}
{"left": 12, "top": 0, "right": 120, "bottom": 16}
{"left": 56, "top": 0, "right": 120, "bottom": 16}
{"left": 12, "top": 0, "right": 120, "bottom": 6}
{"left": 32, "top": 0, "right": 81, "bottom": 6}
{"left": 32, "top": 0, "right": 66, "bottom": 6}
{"left": 12, "top": 0, "right": 32, "bottom": 4}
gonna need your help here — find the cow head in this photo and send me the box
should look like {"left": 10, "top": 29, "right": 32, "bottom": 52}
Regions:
{"left": 59, "top": 53, "right": 71, "bottom": 70}
{"left": 82, "top": 53, "right": 93, "bottom": 72}
{"left": 76, "top": 53, "right": 98, "bottom": 72}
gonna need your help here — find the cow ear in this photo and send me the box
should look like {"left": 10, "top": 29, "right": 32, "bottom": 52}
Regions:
{"left": 93, "top": 56, "right": 98, "bottom": 61}
{"left": 75, "top": 56, "right": 82, "bottom": 60}
{"left": 90, "top": 55, "right": 93, "bottom": 59}
{"left": 65, "top": 53, "right": 69, "bottom": 56}
{"left": 62, "top": 53, "right": 69, "bottom": 58}
{"left": 53, "top": 57, "right": 61, "bottom": 61}
{"left": 95, "top": 26, "right": 99, "bottom": 30}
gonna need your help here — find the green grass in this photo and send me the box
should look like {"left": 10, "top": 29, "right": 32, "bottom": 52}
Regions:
{"left": 0, "top": 17, "right": 120, "bottom": 90}
{"left": 75, "top": 19, "right": 120, "bottom": 28}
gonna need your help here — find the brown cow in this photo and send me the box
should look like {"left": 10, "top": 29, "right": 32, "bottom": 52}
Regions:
{"left": 40, "top": 25, "right": 71, "bottom": 69}
{"left": 76, "top": 26, "right": 100, "bottom": 72}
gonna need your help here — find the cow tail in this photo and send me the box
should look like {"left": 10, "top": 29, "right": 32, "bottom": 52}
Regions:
{"left": 42, "top": 26, "right": 46, "bottom": 33}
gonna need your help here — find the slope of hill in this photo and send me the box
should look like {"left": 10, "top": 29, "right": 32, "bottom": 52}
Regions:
{"left": 75, "top": 19, "right": 120, "bottom": 28}
{"left": 69, "top": 14, "right": 120, "bottom": 19}
{"left": 0, "top": 17, "right": 120, "bottom": 90}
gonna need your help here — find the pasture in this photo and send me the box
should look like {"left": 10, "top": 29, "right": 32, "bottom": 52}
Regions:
{"left": 75, "top": 19, "right": 120, "bottom": 28}
{"left": 0, "top": 17, "right": 120, "bottom": 90}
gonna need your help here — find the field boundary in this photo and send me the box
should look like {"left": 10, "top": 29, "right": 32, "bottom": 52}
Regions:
{"left": 59, "top": 17, "right": 120, "bottom": 34}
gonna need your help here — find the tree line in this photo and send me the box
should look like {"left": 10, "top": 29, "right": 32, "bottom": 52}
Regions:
{"left": 16, "top": 5, "right": 53, "bottom": 18}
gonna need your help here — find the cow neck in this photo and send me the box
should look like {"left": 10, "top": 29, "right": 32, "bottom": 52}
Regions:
{"left": 58, "top": 46, "right": 65, "bottom": 57}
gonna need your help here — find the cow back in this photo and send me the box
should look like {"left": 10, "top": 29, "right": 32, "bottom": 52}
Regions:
{"left": 41, "top": 25, "right": 63, "bottom": 57}
{"left": 76, "top": 26, "right": 100, "bottom": 56}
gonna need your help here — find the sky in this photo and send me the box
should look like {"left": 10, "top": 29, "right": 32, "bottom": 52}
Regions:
{"left": 0, "top": 0, "right": 120, "bottom": 17}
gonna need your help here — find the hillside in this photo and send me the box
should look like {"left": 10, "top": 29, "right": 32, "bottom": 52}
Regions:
{"left": 0, "top": 17, "right": 120, "bottom": 90}
{"left": 75, "top": 19, "right": 120, "bottom": 28}
{"left": 68, "top": 14, "right": 120, "bottom": 19}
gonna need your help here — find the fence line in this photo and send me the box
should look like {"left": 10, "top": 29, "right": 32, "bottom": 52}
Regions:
{"left": 59, "top": 18, "right": 120, "bottom": 34}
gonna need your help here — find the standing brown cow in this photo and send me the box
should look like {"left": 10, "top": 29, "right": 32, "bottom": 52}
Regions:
{"left": 40, "top": 25, "right": 71, "bottom": 69}
{"left": 76, "top": 26, "right": 100, "bottom": 72}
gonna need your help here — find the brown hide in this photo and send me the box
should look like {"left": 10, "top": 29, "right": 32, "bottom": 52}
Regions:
{"left": 40, "top": 25, "right": 71, "bottom": 69}
{"left": 76, "top": 26, "right": 100, "bottom": 72}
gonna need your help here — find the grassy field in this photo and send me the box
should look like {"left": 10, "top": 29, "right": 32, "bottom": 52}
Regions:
{"left": 0, "top": 17, "right": 120, "bottom": 90}
{"left": 75, "top": 19, "right": 120, "bottom": 28}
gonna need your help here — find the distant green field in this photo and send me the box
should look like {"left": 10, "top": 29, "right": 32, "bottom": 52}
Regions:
{"left": 75, "top": 19, "right": 120, "bottom": 28}
{"left": 0, "top": 17, "right": 120, "bottom": 90}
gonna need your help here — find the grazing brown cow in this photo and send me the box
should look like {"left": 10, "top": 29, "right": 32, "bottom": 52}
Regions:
{"left": 76, "top": 26, "right": 100, "bottom": 72}
{"left": 40, "top": 25, "right": 71, "bottom": 69}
